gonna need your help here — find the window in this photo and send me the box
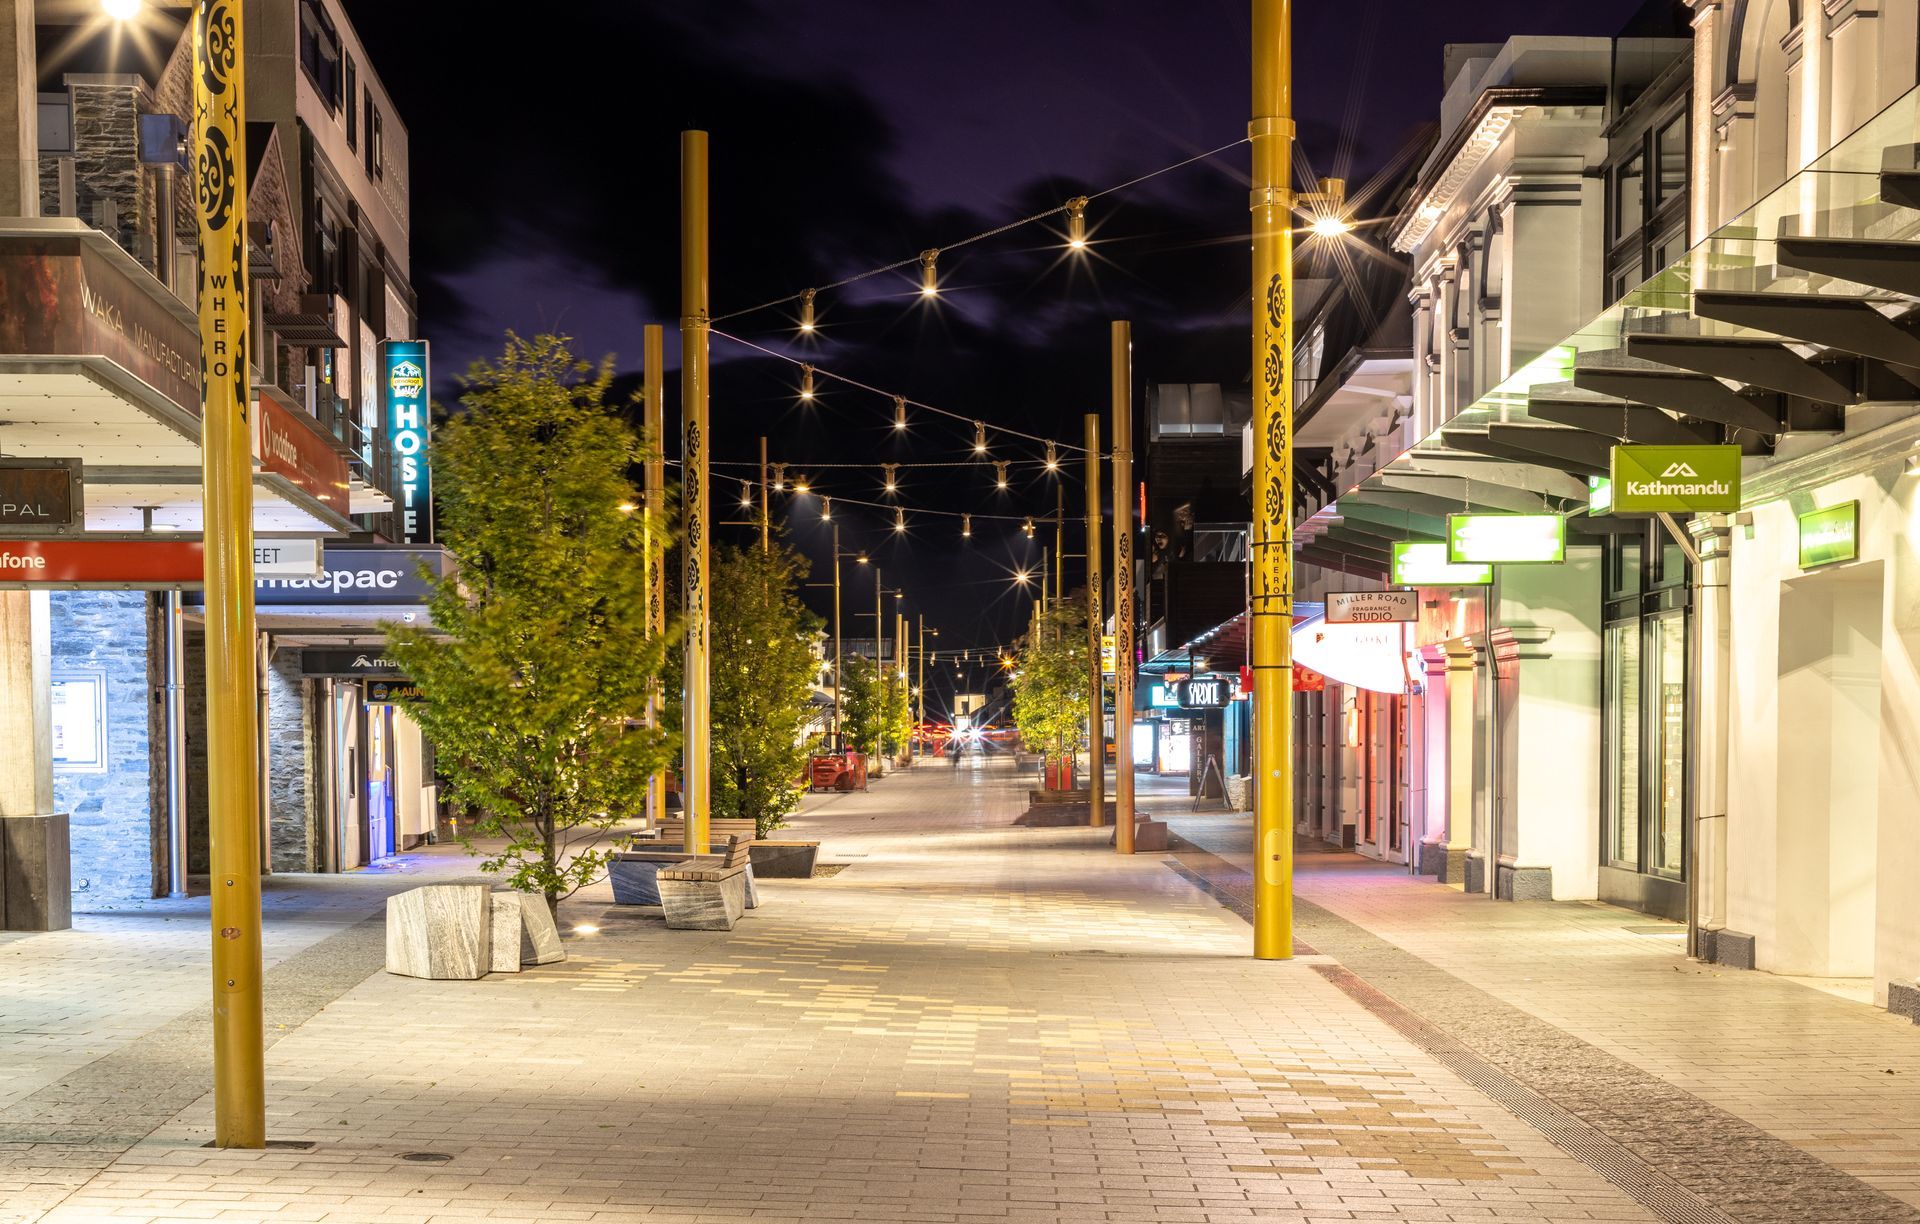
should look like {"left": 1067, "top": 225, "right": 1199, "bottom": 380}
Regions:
{"left": 1613, "top": 153, "right": 1645, "bottom": 245}
{"left": 1604, "top": 621, "right": 1641, "bottom": 867}
{"left": 298, "top": 1, "right": 343, "bottom": 113}
{"left": 1655, "top": 116, "right": 1687, "bottom": 205}
{"left": 365, "top": 94, "right": 382, "bottom": 180}
{"left": 344, "top": 57, "right": 357, "bottom": 149}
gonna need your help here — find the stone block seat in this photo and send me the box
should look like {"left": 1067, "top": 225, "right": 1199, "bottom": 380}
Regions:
{"left": 631, "top": 820, "right": 761, "bottom": 908}
{"left": 747, "top": 839, "right": 820, "bottom": 878}
{"left": 386, "top": 884, "right": 492, "bottom": 980}
{"left": 609, "top": 848, "right": 698, "bottom": 906}
{"left": 488, "top": 892, "right": 566, "bottom": 973}
{"left": 658, "top": 838, "right": 753, "bottom": 931}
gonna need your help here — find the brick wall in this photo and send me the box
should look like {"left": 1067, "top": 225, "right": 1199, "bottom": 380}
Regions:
{"left": 50, "top": 592, "right": 157, "bottom": 905}
{"left": 266, "top": 648, "right": 316, "bottom": 871}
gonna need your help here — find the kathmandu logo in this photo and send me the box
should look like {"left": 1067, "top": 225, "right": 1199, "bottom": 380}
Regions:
{"left": 1661, "top": 462, "right": 1699, "bottom": 478}
{"left": 390, "top": 360, "right": 425, "bottom": 398}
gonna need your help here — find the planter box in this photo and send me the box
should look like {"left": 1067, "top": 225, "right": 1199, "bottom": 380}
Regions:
{"left": 749, "top": 841, "right": 820, "bottom": 879}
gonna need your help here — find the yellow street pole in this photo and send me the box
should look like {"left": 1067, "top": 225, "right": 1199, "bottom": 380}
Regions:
{"left": 1111, "top": 321, "right": 1136, "bottom": 854}
{"left": 916, "top": 614, "right": 926, "bottom": 762}
{"left": 758, "top": 435, "right": 770, "bottom": 553}
{"left": 832, "top": 523, "right": 843, "bottom": 749}
{"left": 679, "top": 130, "right": 712, "bottom": 854}
{"left": 1084, "top": 413, "right": 1105, "bottom": 827}
{"left": 1250, "top": 0, "right": 1296, "bottom": 959}
{"left": 193, "top": 0, "right": 265, "bottom": 1148}
{"left": 643, "top": 324, "right": 666, "bottom": 828}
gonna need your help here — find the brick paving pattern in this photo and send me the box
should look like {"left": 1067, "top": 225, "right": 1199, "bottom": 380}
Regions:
{"left": 0, "top": 756, "right": 1907, "bottom": 1221}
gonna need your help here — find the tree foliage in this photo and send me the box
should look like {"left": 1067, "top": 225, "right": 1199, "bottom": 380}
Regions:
{"left": 710, "top": 541, "right": 823, "bottom": 836}
{"left": 841, "top": 654, "right": 913, "bottom": 766}
{"left": 1011, "top": 601, "right": 1092, "bottom": 760}
{"left": 385, "top": 334, "right": 674, "bottom": 910}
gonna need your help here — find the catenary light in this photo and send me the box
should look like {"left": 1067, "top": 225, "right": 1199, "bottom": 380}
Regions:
{"left": 820, "top": 496, "right": 832, "bottom": 521}
{"left": 1065, "top": 196, "right": 1089, "bottom": 249}
{"left": 961, "top": 514, "right": 972, "bottom": 539}
{"left": 920, "top": 248, "right": 940, "bottom": 296}
{"left": 893, "top": 396, "right": 908, "bottom": 431}
{"left": 799, "top": 288, "right": 817, "bottom": 333}
{"left": 799, "top": 364, "right": 815, "bottom": 400}
{"left": 973, "top": 421, "right": 988, "bottom": 454}
{"left": 883, "top": 464, "right": 898, "bottom": 494}
{"left": 994, "top": 461, "right": 1009, "bottom": 489}
{"left": 1044, "top": 441, "right": 1058, "bottom": 471}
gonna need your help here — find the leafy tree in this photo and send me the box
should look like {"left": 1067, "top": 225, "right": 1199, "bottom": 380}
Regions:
{"left": 840, "top": 654, "right": 889, "bottom": 768}
{"left": 884, "top": 660, "right": 915, "bottom": 761}
{"left": 710, "top": 541, "right": 823, "bottom": 836}
{"left": 386, "top": 334, "right": 674, "bottom": 913}
{"left": 1011, "top": 601, "right": 1092, "bottom": 766}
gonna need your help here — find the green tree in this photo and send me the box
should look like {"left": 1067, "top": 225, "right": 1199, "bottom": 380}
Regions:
{"left": 386, "top": 334, "right": 674, "bottom": 913}
{"left": 840, "top": 654, "right": 889, "bottom": 767}
{"left": 711, "top": 541, "right": 823, "bottom": 836}
{"left": 1011, "top": 601, "right": 1092, "bottom": 767}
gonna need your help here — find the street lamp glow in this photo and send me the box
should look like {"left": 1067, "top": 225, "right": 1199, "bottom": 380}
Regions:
{"left": 820, "top": 496, "right": 831, "bottom": 522}
{"left": 856, "top": 552, "right": 870, "bottom": 565}
{"left": 919, "top": 248, "right": 940, "bottom": 296}
{"left": 1311, "top": 214, "right": 1351, "bottom": 238}
{"left": 616, "top": 501, "right": 638, "bottom": 513}
{"left": 1012, "top": 570, "right": 1030, "bottom": 585}
{"left": 973, "top": 421, "right": 988, "bottom": 454}
{"left": 893, "top": 396, "right": 908, "bottom": 430}
{"left": 961, "top": 514, "right": 972, "bottom": 539}
{"left": 798, "top": 288, "right": 817, "bottom": 333}
{"left": 102, "top": 0, "right": 140, "bottom": 19}
{"left": 994, "top": 461, "right": 1009, "bottom": 490}
{"left": 799, "top": 364, "right": 816, "bottom": 400}
{"left": 1065, "top": 195, "right": 1089, "bottom": 249}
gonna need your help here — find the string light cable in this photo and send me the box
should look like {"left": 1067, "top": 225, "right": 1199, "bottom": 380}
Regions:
{"left": 711, "top": 136, "right": 1252, "bottom": 325}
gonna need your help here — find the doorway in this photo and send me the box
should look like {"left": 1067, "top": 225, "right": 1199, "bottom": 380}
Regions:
{"left": 1775, "top": 564, "right": 1882, "bottom": 979}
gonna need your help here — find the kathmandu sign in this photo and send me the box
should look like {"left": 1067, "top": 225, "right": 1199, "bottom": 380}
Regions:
{"left": 1608, "top": 445, "right": 1742, "bottom": 514}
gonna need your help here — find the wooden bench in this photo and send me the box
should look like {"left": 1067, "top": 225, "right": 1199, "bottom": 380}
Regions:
{"left": 609, "top": 849, "right": 700, "bottom": 906}
{"left": 643, "top": 817, "right": 758, "bottom": 847}
{"left": 658, "top": 838, "right": 754, "bottom": 930}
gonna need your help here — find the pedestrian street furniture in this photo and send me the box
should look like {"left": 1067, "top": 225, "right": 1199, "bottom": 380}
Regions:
{"left": 658, "top": 837, "right": 754, "bottom": 931}
{"left": 488, "top": 891, "right": 567, "bottom": 973}
{"left": 609, "top": 848, "right": 700, "bottom": 906}
{"left": 1108, "top": 820, "right": 1170, "bottom": 853}
{"left": 645, "top": 817, "right": 759, "bottom": 844}
{"left": 636, "top": 818, "right": 762, "bottom": 908}
{"left": 386, "top": 883, "right": 492, "bottom": 979}
{"left": 747, "top": 840, "right": 821, "bottom": 878}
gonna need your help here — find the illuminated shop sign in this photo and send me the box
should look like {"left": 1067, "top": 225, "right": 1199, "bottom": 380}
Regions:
{"left": 1447, "top": 514, "right": 1566, "bottom": 565}
{"left": 1587, "top": 476, "right": 1612, "bottom": 516}
{"left": 1608, "top": 445, "right": 1742, "bottom": 514}
{"left": 382, "top": 340, "right": 432, "bottom": 543}
{"left": 1390, "top": 541, "right": 1491, "bottom": 587}
{"left": 1177, "top": 677, "right": 1231, "bottom": 709}
{"left": 1798, "top": 502, "right": 1859, "bottom": 569}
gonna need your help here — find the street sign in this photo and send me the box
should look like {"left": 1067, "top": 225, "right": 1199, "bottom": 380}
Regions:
{"left": 1608, "top": 445, "right": 1742, "bottom": 513}
{"left": 0, "top": 459, "right": 83, "bottom": 532}
{"left": 1391, "top": 540, "right": 1492, "bottom": 586}
{"left": 0, "top": 538, "right": 203, "bottom": 587}
{"left": 252, "top": 538, "right": 323, "bottom": 578}
{"left": 1587, "top": 476, "right": 1612, "bottom": 516}
{"left": 1326, "top": 589, "right": 1418, "bottom": 624}
{"left": 1447, "top": 514, "right": 1566, "bottom": 564}
{"left": 1177, "top": 676, "right": 1231, "bottom": 709}
{"left": 1798, "top": 502, "right": 1859, "bottom": 569}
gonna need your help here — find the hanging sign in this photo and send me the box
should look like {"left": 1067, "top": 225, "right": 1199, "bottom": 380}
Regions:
{"left": 1391, "top": 540, "right": 1491, "bottom": 586}
{"left": 1798, "top": 502, "right": 1858, "bottom": 569}
{"left": 1291, "top": 617, "right": 1411, "bottom": 695}
{"left": 1100, "top": 634, "right": 1116, "bottom": 675}
{"left": 382, "top": 339, "right": 433, "bottom": 543}
{"left": 1447, "top": 514, "right": 1566, "bottom": 564}
{"left": 1326, "top": 589, "right": 1418, "bottom": 624}
{"left": 1587, "top": 476, "right": 1612, "bottom": 516}
{"left": 1608, "top": 445, "right": 1742, "bottom": 514}
{"left": 0, "top": 459, "right": 83, "bottom": 531}
{"left": 1176, "top": 676, "right": 1231, "bottom": 709}
{"left": 256, "top": 392, "right": 350, "bottom": 512}
{"left": 253, "top": 538, "right": 323, "bottom": 578}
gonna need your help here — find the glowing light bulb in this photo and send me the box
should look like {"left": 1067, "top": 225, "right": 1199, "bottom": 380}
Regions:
{"left": 973, "top": 421, "right": 987, "bottom": 454}
{"left": 1311, "top": 214, "right": 1351, "bottom": 238}
{"left": 1012, "top": 570, "right": 1029, "bottom": 585}
{"left": 1044, "top": 441, "right": 1059, "bottom": 471}
{"left": 772, "top": 463, "right": 787, "bottom": 491}
{"left": 616, "top": 502, "right": 638, "bottom": 513}
{"left": 882, "top": 464, "right": 898, "bottom": 494}
{"left": 102, "top": 0, "right": 140, "bottom": 19}
{"left": 799, "top": 288, "right": 817, "bottom": 333}
{"left": 994, "top": 461, "right": 1009, "bottom": 490}
{"left": 799, "top": 364, "right": 815, "bottom": 400}
{"left": 894, "top": 507, "right": 906, "bottom": 533}
{"left": 893, "top": 396, "right": 908, "bottom": 431}
{"left": 741, "top": 484, "right": 754, "bottom": 509}
{"left": 1022, "top": 518, "right": 1034, "bottom": 537}
{"left": 1065, "top": 196, "right": 1089, "bottom": 249}
{"left": 919, "top": 249, "right": 940, "bottom": 296}
{"left": 795, "top": 478, "right": 811, "bottom": 494}
{"left": 961, "top": 514, "right": 972, "bottom": 539}
{"left": 820, "top": 496, "right": 832, "bottom": 521}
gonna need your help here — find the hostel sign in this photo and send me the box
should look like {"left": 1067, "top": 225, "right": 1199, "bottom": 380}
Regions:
{"left": 382, "top": 340, "right": 433, "bottom": 543}
{"left": 1608, "top": 445, "right": 1742, "bottom": 514}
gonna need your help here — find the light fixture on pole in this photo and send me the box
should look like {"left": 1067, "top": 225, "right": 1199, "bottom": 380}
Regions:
{"left": 794, "top": 476, "right": 811, "bottom": 494}
{"left": 799, "top": 364, "right": 815, "bottom": 400}
{"left": 103, "top": 0, "right": 141, "bottom": 18}
{"left": 919, "top": 248, "right": 940, "bottom": 296}
{"left": 799, "top": 287, "right": 817, "bottom": 332}
{"left": 893, "top": 396, "right": 909, "bottom": 430}
{"left": 1065, "top": 196, "right": 1089, "bottom": 249}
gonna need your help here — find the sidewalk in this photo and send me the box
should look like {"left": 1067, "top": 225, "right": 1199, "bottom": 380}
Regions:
{"left": 0, "top": 757, "right": 1912, "bottom": 1222}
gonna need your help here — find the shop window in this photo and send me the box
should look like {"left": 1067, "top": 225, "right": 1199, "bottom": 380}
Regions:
{"left": 298, "top": 1, "right": 343, "bottom": 114}
{"left": 1649, "top": 613, "right": 1687, "bottom": 877}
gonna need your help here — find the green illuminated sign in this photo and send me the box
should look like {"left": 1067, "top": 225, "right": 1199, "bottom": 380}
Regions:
{"left": 1798, "top": 502, "right": 1859, "bottom": 569}
{"left": 1608, "top": 445, "right": 1742, "bottom": 514}
{"left": 1587, "top": 476, "right": 1612, "bottom": 516}
{"left": 1447, "top": 514, "right": 1566, "bottom": 565}
{"left": 1391, "top": 540, "right": 1492, "bottom": 586}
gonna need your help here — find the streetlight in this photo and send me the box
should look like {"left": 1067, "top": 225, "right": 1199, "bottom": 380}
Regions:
{"left": 102, "top": 0, "right": 140, "bottom": 19}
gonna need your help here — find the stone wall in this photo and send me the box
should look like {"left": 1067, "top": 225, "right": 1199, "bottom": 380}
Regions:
{"left": 49, "top": 592, "right": 156, "bottom": 905}
{"left": 265, "top": 648, "right": 316, "bottom": 872}
{"left": 69, "top": 83, "right": 153, "bottom": 266}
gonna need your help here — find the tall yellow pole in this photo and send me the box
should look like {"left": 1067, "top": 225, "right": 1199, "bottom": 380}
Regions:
{"left": 1084, "top": 414, "right": 1105, "bottom": 827}
{"left": 1111, "top": 322, "right": 1136, "bottom": 854}
{"left": 193, "top": 0, "right": 264, "bottom": 1148}
{"left": 758, "top": 435, "right": 770, "bottom": 553}
{"left": 916, "top": 614, "right": 926, "bottom": 762}
{"left": 643, "top": 324, "right": 666, "bottom": 827}
{"left": 679, "top": 131, "right": 712, "bottom": 853}
{"left": 1054, "top": 483, "right": 1065, "bottom": 606}
{"left": 1250, "top": 0, "right": 1295, "bottom": 959}
{"left": 832, "top": 523, "right": 843, "bottom": 749}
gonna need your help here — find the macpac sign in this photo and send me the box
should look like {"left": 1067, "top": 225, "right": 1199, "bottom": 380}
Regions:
{"left": 1608, "top": 445, "right": 1742, "bottom": 514}
{"left": 382, "top": 340, "right": 432, "bottom": 543}
{"left": 253, "top": 546, "right": 451, "bottom": 605}
{"left": 1798, "top": 502, "right": 1859, "bottom": 569}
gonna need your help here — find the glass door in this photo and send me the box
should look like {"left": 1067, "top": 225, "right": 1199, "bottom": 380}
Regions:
{"left": 1648, "top": 611, "right": 1687, "bottom": 880}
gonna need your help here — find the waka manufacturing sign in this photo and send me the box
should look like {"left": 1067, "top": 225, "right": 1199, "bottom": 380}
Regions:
{"left": 1608, "top": 445, "right": 1743, "bottom": 514}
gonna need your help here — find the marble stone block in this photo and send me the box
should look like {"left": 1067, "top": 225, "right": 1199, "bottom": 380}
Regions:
{"left": 659, "top": 870, "right": 748, "bottom": 930}
{"left": 743, "top": 862, "right": 760, "bottom": 910}
{"left": 386, "top": 884, "right": 491, "bottom": 979}
{"left": 488, "top": 891, "right": 567, "bottom": 972}
{"left": 748, "top": 841, "right": 819, "bottom": 879}
{"left": 610, "top": 852, "right": 695, "bottom": 905}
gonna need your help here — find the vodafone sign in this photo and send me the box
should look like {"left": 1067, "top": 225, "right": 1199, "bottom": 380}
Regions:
{"left": 0, "top": 539, "right": 205, "bottom": 587}
{"left": 255, "top": 394, "right": 350, "bottom": 511}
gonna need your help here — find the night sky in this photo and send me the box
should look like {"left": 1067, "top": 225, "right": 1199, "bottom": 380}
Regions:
{"left": 346, "top": 0, "right": 1658, "bottom": 703}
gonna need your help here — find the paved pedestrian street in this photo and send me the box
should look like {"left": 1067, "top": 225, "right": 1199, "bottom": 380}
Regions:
{"left": 4, "top": 757, "right": 1918, "bottom": 1223}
